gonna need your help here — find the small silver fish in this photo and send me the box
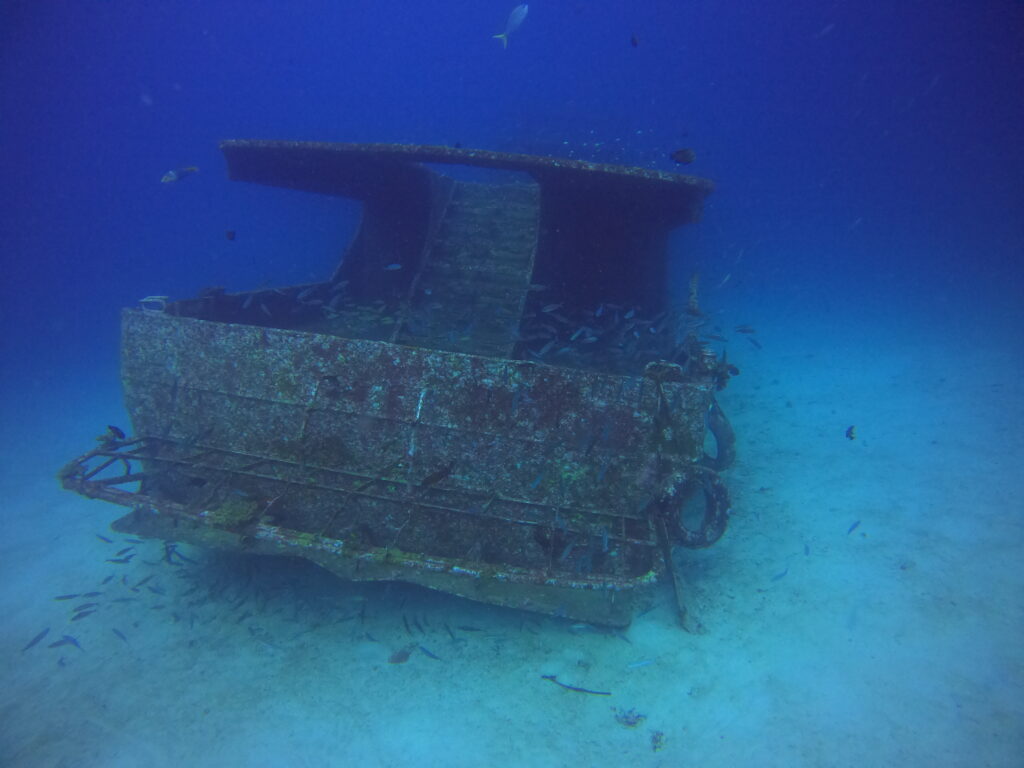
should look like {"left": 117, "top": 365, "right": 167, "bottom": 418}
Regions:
{"left": 161, "top": 166, "right": 198, "bottom": 183}
{"left": 493, "top": 4, "right": 528, "bottom": 48}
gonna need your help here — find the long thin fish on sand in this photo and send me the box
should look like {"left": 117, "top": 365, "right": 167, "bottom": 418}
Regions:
{"left": 48, "top": 635, "right": 83, "bottom": 651}
{"left": 418, "top": 645, "right": 442, "bottom": 660}
{"left": 22, "top": 628, "right": 49, "bottom": 652}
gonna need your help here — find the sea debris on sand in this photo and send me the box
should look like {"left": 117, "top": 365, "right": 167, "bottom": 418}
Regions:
{"left": 612, "top": 707, "right": 646, "bottom": 727}
{"left": 541, "top": 674, "right": 611, "bottom": 696}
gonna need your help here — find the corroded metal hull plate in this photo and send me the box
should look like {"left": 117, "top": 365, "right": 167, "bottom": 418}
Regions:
{"left": 71, "top": 309, "right": 720, "bottom": 625}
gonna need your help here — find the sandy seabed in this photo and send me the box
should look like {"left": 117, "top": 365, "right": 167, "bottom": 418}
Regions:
{"left": 1, "top": 310, "right": 1021, "bottom": 768}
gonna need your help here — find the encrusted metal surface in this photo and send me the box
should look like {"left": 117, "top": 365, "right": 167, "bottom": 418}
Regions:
{"left": 109, "top": 309, "right": 719, "bottom": 624}
{"left": 58, "top": 139, "right": 733, "bottom": 627}
{"left": 219, "top": 139, "right": 714, "bottom": 199}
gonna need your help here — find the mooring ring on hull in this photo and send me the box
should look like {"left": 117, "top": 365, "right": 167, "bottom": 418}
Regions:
{"left": 700, "top": 398, "right": 736, "bottom": 472}
{"left": 660, "top": 469, "right": 731, "bottom": 548}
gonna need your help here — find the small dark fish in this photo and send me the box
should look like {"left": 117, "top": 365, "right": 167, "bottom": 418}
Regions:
{"left": 388, "top": 644, "right": 415, "bottom": 664}
{"left": 412, "top": 615, "right": 425, "bottom": 634}
{"left": 558, "top": 539, "right": 575, "bottom": 563}
{"left": 541, "top": 303, "right": 563, "bottom": 313}
{"left": 71, "top": 610, "right": 96, "bottom": 621}
{"left": 124, "top": 539, "right": 145, "bottom": 544}
{"left": 630, "top": 33, "right": 639, "bottom": 47}
{"left": 746, "top": 336, "right": 763, "bottom": 350}
{"left": 106, "top": 556, "right": 134, "bottom": 564}
{"left": 48, "top": 635, "right": 82, "bottom": 651}
{"left": 53, "top": 594, "right": 79, "bottom": 601}
{"left": 804, "top": 543, "right": 811, "bottom": 556}
{"left": 403, "top": 614, "right": 412, "bottom": 636}
{"left": 81, "top": 592, "right": 102, "bottom": 598}
{"left": 444, "top": 623, "right": 456, "bottom": 641}
{"left": 107, "top": 425, "right": 126, "bottom": 440}
{"left": 845, "top": 425, "right": 857, "bottom": 440}
{"left": 456, "top": 625, "right": 482, "bottom": 632}
{"left": 703, "top": 333, "right": 728, "bottom": 342}
{"left": 418, "top": 645, "right": 441, "bottom": 660}
{"left": 534, "top": 339, "right": 556, "bottom": 358}
{"left": 771, "top": 568, "right": 788, "bottom": 582}
{"left": 420, "top": 461, "right": 455, "bottom": 489}
{"left": 115, "top": 547, "right": 134, "bottom": 556}
{"left": 670, "top": 148, "right": 696, "bottom": 164}
{"left": 147, "top": 585, "right": 166, "bottom": 595}
{"left": 112, "top": 628, "right": 128, "bottom": 643}
{"left": 95, "top": 534, "right": 113, "bottom": 544}
{"left": 236, "top": 611, "right": 252, "bottom": 624}
{"left": 101, "top": 575, "right": 114, "bottom": 585}
{"left": 22, "top": 628, "right": 49, "bottom": 652}
{"left": 384, "top": 263, "right": 403, "bottom": 271}
{"left": 73, "top": 603, "right": 99, "bottom": 612}
{"left": 173, "top": 550, "right": 197, "bottom": 564}
{"left": 847, "top": 520, "right": 861, "bottom": 535}
{"left": 135, "top": 575, "right": 153, "bottom": 587}
{"left": 734, "top": 325, "right": 756, "bottom": 334}
{"left": 225, "top": 229, "right": 236, "bottom": 241}
{"left": 111, "top": 597, "right": 137, "bottom": 603}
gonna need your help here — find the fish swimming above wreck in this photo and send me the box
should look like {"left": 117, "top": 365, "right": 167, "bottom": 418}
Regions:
{"left": 59, "top": 140, "right": 740, "bottom": 629}
{"left": 494, "top": 4, "right": 528, "bottom": 48}
{"left": 161, "top": 165, "right": 198, "bottom": 183}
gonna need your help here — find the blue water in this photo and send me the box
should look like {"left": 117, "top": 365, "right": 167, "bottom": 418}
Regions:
{"left": 2, "top": 2, "right": 1022, "bottom": 766}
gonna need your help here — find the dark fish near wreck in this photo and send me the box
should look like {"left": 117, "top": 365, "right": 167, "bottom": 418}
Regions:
{"left": 420, "top": 462, "right": 456, "bottom": 489}
{"left": 48, "top": 635, "right": 83, "bottom": 651}
{"left": 670, "top": 148, "right": 696, "bottom": 164}
{"left": 388, "top": 644, "right": 415, "bottom": 664}
{"left": 418, "top": 645, "right": 441, "bottom": 660}
{"left": 22, "top": 628, "right": 49, "bottom": 652}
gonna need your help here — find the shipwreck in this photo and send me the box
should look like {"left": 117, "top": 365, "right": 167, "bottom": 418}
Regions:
{"left": 59, "top": 140, "right": 737, "bottom": 628}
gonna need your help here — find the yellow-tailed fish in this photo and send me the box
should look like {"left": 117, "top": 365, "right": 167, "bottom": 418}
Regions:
{"left": 493, "top": 4, "right": 528, "bottom": 49}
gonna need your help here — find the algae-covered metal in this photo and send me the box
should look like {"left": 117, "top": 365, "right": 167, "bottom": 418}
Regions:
{"left": 59, "top": 141, "right": 735, "bottom": 627}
